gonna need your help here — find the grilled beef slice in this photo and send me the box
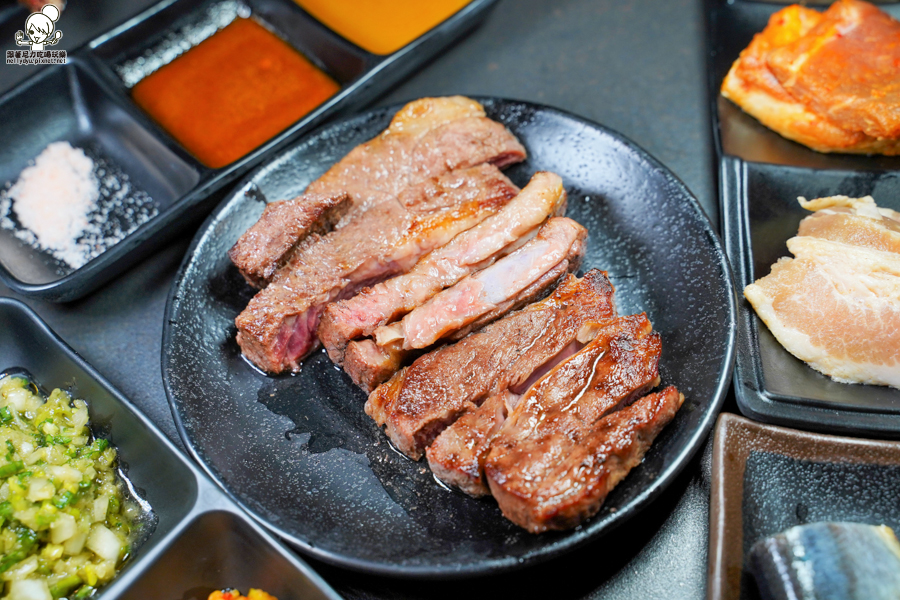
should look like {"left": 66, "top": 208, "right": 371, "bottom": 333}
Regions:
{"left": 305, "top": 96, "right": 526, "bottom": 214}
{"left": 365, "top": 269, "right": 617, "bottom": 460}
{"left": 483, "top": 315, "right": 676, "bottom": 533}
{"left": 229, "top": 192, "right": 351, "bottom": 288}
{"left": 374, "top": 217, "right": 588, "bottom": 350}
{"left": 429, "top": 314, "right": 657, "bottom": 497}
{"left": 318, "top": 171, "right": 567, "bottom": 365}
{"left": 235, "top": 165, "right": 518, "bottom": 373}
{"left": 343, "top": 252, "right": 577, "bottom": 393}
{"left": 486, "top": 386, "right": 683, "bottom": 533}
{"left": 426, "top": 391, "right": 517, "bottom": 497}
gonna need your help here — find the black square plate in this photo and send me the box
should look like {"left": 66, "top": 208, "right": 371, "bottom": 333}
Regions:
{"left": 707, "top": 0, "right": 900, "bottom": 436}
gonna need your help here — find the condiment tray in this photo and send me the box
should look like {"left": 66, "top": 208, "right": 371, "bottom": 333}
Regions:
{"left": 0, "top": 296, "right": 341, "bottom": 600}
{"left": 706, "top": 0, "right": 900, "bottom": 437}
{"left": 0, "top": 0, "right": 499, "bottom": 301}
{"left": 708, "top": 414, "right": 900, "bottom": 600}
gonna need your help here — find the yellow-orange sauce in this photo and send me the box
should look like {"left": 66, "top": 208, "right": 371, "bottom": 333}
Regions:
{"left": 132, "top": 18, "right": 340, "bottom": 168}
{"left": 294, "top": 0, "right": 473, "bottom": 55}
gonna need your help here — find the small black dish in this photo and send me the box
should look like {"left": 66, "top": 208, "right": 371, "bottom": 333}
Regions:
{"left": 162, "top": 98, "right": 737, "bottom": 577}
{"left": 0, "top": 296, "right": 341, "bottom": 600}
{"left": 708, "top": 413, "right": 900, "bottom": 600}
{"left": 0, "top": 0, "right": 499, "bottom": 302}
{"left": 706, "top": 0, "right": 900, "bottom": 436}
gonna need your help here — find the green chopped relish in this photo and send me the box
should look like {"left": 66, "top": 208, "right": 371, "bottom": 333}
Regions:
{"left": 0, "top": 376, "right": 137, "bottom": 600}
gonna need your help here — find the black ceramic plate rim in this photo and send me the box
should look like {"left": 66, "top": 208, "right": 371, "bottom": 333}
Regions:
{"left": 0, "top": 0, "right": 499, "bottom": 300}
{"left": 161, "top": 97, "right": 738, "bottom": 578}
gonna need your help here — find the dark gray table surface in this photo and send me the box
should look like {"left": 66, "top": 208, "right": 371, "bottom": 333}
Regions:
{"left": 0, "top": 0, "right": 724, "bottom": 597}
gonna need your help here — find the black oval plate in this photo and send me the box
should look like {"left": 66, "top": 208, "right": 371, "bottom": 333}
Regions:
{"left": 162, "top": 98, "right": 737, "bottom": 578}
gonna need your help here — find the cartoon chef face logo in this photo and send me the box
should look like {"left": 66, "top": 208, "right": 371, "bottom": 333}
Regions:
{"left": 15, "top": 4, "right": 63, "bottom": 52}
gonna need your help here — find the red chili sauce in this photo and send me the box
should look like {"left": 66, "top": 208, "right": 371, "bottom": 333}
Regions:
{"left": 132, "top": 18, "right": 339, "bottom": 168}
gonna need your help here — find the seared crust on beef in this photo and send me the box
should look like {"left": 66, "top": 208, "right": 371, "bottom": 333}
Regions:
{"left": 229, "top": 192, "right": 351, "bottom": 288}
{"left": 486, "top": 386, "right": 683, "bottom": 533}
{"left": 365, "top": 270, "right": 617, "bottom": 460}
{"left": 235, "top": 166, "right": 518, "bottom": 373}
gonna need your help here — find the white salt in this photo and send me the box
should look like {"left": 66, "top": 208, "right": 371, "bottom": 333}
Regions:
{"left": 8, "top": 142, "right": 99, "bottom": 266}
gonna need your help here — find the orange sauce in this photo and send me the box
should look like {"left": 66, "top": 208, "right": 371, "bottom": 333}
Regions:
{"left": 132, "top": 18, "right": 340, "bottom": 168}
{"left": 294, "top": 0, "right": 473, "bottom": 55}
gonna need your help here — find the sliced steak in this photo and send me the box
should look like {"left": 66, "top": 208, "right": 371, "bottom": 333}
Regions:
{"left": 375, "top": 217, "right": 588, "bottom": 350}
{"left": 235, "top": 165, "right": 518, "bottom": 373}
{"left": 318, "top": 171, "right": 566, "bottom": 365}
{"left": 426, "top": 391, "right": 517, "bottom": 497}
{"left": 343, "top": 254, "right": 576, "bottom": 393}
{"left": 429, "top": 314, "right": 658, "bottom": 497}
{"left": 229, "top": 192, "right": 351, "bottom": 288}
{"left": 486, "top": 386, "right": 683, "bottom": 533}
{"left": 306, "top": 96, "right": 526, "bottom": 214}
{"left": 365, "top": 270, "right": 618, "bottom": 460}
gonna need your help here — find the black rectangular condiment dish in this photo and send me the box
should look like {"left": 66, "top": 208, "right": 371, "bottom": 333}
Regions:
{"left": 0, "top": 296, "right": 342, "bottom": 600}
{"left": 706, "top": 0, "right": 900, "bottom": 437}
{"left": 0, "top": 0, "right": 499, "bottom": 302}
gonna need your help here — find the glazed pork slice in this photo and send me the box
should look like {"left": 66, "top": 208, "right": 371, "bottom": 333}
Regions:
{"left": 486, "top": 386, "right": 683, "bottom": 533}
{"left": 318, "top": 171, "right": 567, "bottom": 365}
{"left": 343, "top": 252, "right": 577, "bottom": 393}
{"left": 306, "top": 96, "right": 526, "bottom": 213}
{"left": 365, "top": 269, "right": 618, "bottom": 460}
{"left": 433, "top": 315, "right": 659, "bottom": 497}
{"left": 766, "top": 0, "right": 900, "bottom": 143}
{"left": 744, "top": 235, "right": 900, "bottom": 389}
{"left": 228, "top": 192, "right": 351, "bottom": 288}
{"left": 235, "top": 165, "right": 519, "bottom": 373}
{"left": 720, "top": 2, "right": 900, "bottom": 155}
{"left": 375, "top": 217, "right": 588, "bottom": 350}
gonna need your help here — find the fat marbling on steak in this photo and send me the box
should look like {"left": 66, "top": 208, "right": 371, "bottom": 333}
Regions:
{"left": 318, "top": 171, "right": 568, "bottom": 365}
{"left": 343, "top": 246, "right": 579, "bottom": 393}
{"left": 375, "top": 217, "right": 587, "bottom": 351}
{"left": 235, "top": 164, "right": 519, "bottom": 373}
{"left": 365, "top": 270, "right": 618, "bottom": 460}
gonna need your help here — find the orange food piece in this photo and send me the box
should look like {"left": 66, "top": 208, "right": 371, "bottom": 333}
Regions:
{"left": 768, "top": 0, "right": 900, "bottom": 141}
{"left": 208, "top": 589, "right": 278, "bottom": 600}
{"left": 294, "top": 0, "right": 472, "bottom": 55}
{"left": 132, "top": 18, "right": 339, "bottom": 168}
{"left": 721, "top": 0, "right": 900, "bottom": 155}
